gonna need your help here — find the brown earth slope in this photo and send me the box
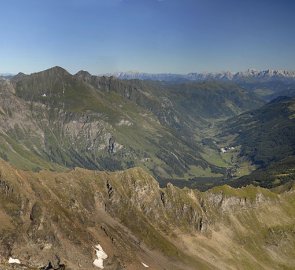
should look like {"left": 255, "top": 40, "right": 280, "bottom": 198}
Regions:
{"left": 0, "top": 160, "right": 294, "bottom": 269}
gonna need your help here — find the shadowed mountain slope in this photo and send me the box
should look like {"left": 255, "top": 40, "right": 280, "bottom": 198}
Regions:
{"left": 221, "top": 96, "right": 295, "bottom": 188}
{"left": 0, "top": 67, "right": 262, "bottom": 185}
{"left": 222, "top": 96, "right": 295, "bottom": 167}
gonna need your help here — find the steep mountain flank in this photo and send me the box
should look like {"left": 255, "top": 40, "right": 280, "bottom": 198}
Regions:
{"left": 231, "top": 156, "right": 295, "bottom": 189}
{"left": 163, "top": 81, "right": 262, "bottom": 119}
{"left": 0, "top": 160, "right": 294, "bottom": 269}
{"left": 221, "top": 96, "right": 295, "bottom": 188}
{"left": 225, "top": 96, "right": 295, "bottom": 167}
{"left": 0, "top": 67, "right": 262, "bottom": 184}
{"left": 1, "top": 73, "right": 208, "bottom": 178}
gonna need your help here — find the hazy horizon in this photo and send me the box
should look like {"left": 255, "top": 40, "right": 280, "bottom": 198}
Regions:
{"left": 2, "top": 66, "right": 295, "bottom": 77}
{"left": 1, "top": 0, "right": 295, "bottom": 74}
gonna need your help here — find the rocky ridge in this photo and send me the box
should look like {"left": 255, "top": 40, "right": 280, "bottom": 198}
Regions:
{"left": 0, "top": 160, "right": 294, "bottom": 269}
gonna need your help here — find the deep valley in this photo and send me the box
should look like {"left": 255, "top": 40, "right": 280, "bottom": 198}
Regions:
{"left": 0, "top": 67, "right": 295, "bottom": 269}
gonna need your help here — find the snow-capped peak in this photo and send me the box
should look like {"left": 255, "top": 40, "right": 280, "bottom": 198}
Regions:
{"left": 107, "top": 69, "right": 295, "bottom": 82}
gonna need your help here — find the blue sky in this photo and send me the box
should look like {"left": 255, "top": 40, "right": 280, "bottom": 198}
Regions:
{"left": 1, "top": 0, "right": 295, "bottom": 74}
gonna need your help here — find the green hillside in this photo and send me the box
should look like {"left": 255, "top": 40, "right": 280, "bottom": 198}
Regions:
{"left": 0, "top": 67, "right": 262, "bottom": 184}
{"left": 221, "top": 96, "right": 295, "bottom": 188}
{"left": 222, "top": 96, "right": 295, "bottom": 167}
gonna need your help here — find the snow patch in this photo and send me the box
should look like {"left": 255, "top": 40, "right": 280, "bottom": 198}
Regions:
{"left": 220, "top": 146, "right": 235, "bottom": 153}
{"left": 93, "top": 244, "right": 108, "bottom": 269}
{"left": 9, "top": 257, "right": 21, "bottom": 264}
{"left": 141, "top": 262, "right": 149, "bottom": 268}
{"left": 117, "top": 119, "right": 132, "bottom": 126}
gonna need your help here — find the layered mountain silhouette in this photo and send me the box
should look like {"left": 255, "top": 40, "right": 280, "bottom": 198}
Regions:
{"left": 0, "top": 67, "right": 294, "bottom": 269}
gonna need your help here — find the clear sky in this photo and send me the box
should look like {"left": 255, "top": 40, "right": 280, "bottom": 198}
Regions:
{"left": 1, "top": 0, "right": 295, "bottom": 74}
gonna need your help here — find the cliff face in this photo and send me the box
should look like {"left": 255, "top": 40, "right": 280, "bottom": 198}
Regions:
{"left": 0, "top": 160, "right": 294, "bottom": 270}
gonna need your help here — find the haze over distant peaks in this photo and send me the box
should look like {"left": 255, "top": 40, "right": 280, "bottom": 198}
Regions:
{"left": 2, "top": 68, "right": 295, "bottom": 82}
{"left": 0, "top": 72, "right": 14, "bottom": 79}
{"left": 108, "top": 69, "right": 295, "bottom": 82}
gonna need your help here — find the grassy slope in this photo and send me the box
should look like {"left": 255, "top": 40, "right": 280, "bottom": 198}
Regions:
{"left": 11, "top": 68, "right": 295, "bottom": 192}
{"left": 0, "top": 160, "right": 294, "bottom": 269}
{"left": 6, "top": 67, "right": 264, "bottom": 183}
{"left": 231, "top": 156, "right": 295, "bottom": 188}
{"left": 6, "top": 69, "right": 295, "bottom": 192}
{"left": 222, "top": 97, "right": 295, "bottom": 167}
{"left": 219, "top": 97, "right": 295, "bottom": 188}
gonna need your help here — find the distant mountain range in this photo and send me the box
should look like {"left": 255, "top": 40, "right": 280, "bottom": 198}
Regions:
{"left": 0, "top": 73, "right": 14, "bottom": 79}
{"left": 109, "top": 69, "right": 295, "bottom": 82}
{"left": 3, "top": 69, "right": 295, "bottom": 82}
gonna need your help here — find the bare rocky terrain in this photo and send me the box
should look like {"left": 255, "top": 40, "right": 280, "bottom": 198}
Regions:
{"left": 0, "top": 160, "right": 294, "bottom": 269}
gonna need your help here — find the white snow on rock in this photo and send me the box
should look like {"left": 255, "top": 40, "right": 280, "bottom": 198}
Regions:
{"left": 141, "top": 262, "right": 149, "bottom": 268}
{"left": 117, "top": 119, "right": 132, "bottom": 126}
{"left": 8, "top": 257, "right": 21, "bottom": 264}
{"left": 93, "top": 244, "right": 108, "bottom": 269}
{"left": 220, "top": 147, "right": 227, "bottom": 153}
{"left": 220, "top": 146, "right": 235, "bottom": 153}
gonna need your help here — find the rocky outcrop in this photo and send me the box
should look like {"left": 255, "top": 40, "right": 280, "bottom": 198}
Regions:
{"left": 0, "top": 160, "right": 294, "bottom": 269}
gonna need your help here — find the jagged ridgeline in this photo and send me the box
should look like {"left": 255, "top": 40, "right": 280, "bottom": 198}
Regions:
{"left": 0, "top": 160, "right": 294, "bottom": 269}
{"left": 0, "top": 67, "right": 262, "bottom": 185}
